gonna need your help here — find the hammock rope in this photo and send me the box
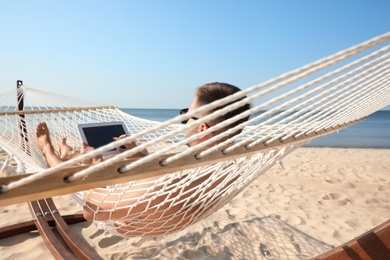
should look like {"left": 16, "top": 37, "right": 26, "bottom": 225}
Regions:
{"left": 0, "top": 32, "right": 389, "bottom": 237}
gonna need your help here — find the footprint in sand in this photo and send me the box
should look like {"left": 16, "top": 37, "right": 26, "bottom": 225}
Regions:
{"left": 325, "top": 179, "right": 356, "bottom": 189}
{"left": 319, "top": 193, "right": 352, "bottom": 206}
{"left": 285, "top": 215, "right": 306, "bottom": 225}
{"left": 333, "top": 229, "right": 341, "bottom": 239}
{"left": 324, "top": 179, "right": 340, "bottom": 184}
{"left": 242, "top": 190, "right": 252, "bottom": 198}
{"left": 342, "top": 183, "right": 356, "bottom": 189}
{"left": 268, "top": 214, "right": 281, "bottom": 219}
{"left": 346, "top": 219, "right": 361, "bottom": 229}
{"left": 322, "top": 193, "right": 341, "bottom": 200}
{"left": 365, "top": 198, "right": 386, "bottom": 204}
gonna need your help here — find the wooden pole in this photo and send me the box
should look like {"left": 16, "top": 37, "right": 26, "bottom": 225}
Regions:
{"left": 16, "top": 80, "right": 30, "bottom": 155}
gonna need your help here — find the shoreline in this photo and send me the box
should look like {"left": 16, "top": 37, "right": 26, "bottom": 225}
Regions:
{"left": 1, "top": 147, "right": 390, "bottom": 259}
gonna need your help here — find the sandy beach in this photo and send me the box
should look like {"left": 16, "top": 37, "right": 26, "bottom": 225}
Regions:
{"left": 0, "top": 147, "right": 389, "bottom": 259}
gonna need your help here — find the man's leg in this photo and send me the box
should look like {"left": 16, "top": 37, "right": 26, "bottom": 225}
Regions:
{"left": 36, "top": 122, "right": 65, "bottom": 167}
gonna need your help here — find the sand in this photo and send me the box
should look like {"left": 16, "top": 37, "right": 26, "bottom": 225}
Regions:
{"left": 0, "top": 147, "right": 389, "bottom": 259}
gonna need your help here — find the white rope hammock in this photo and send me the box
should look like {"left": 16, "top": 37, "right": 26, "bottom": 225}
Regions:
{"left": 0, "top": 32, "right": 389, "bottom": 238}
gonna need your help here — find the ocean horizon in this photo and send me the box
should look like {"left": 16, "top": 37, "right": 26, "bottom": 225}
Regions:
{"left": 120, "top": 108, "right": 390, "bottom": 149}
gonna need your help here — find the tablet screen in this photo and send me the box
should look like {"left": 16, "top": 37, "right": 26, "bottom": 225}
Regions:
{"left": 78, "top": 122, "right": 129, "bottom": 155}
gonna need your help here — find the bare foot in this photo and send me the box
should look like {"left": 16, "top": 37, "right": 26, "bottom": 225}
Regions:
{"left": 59, "top": 138, "right": 80, "bottom": 160}
{"left": 36, "top": 122, "right": 55, "bottom": 156}
{"left": 80, "top": 142, "right": 103, "bottom": 165}
{"left": 36, "top": 122, "right": 64, "bottom": 167}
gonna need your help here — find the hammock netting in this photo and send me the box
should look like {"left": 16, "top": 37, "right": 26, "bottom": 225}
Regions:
{"left": 0, "top": 32, "right": 389, "bottom": 237}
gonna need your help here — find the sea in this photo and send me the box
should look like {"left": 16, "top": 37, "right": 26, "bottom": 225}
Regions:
{"left": 121, "top": 108, "right": 390, "bottom": 149}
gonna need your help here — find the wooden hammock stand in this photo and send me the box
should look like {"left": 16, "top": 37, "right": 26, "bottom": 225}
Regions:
{"left": 0, "top": 198, "right": 389, "bottom": 259}
{"left": 0, "top": 198, "right": 101, "bottom": 259}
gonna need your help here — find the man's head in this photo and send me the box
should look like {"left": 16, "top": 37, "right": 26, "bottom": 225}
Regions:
{"left": 182, "top": 82, "right": 252, "bottom": 147}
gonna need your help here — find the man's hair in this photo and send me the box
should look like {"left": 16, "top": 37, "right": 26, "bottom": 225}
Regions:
{"left": 196, "top": 82, "right": 252, "bottom": 137}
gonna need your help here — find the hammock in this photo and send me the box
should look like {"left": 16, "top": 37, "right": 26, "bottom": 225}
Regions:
{"left": 0, "top": 32, "right": 389, "bottom": 238}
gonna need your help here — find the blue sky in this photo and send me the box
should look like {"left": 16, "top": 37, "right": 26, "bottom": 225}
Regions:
{"left": 1, "top": 1, "right": 389, "bottom": 109}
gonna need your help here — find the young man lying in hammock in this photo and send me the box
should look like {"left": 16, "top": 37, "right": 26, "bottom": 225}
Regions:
{"left": 36, "top": 82, "right": 251, "bottom": 236}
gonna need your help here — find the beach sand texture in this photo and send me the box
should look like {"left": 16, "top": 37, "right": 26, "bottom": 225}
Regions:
{"left": 0, "top": 147, "right": 389, "bottom": 259}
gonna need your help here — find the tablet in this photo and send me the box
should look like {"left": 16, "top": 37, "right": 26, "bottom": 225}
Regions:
{"left": 78, "top": 121, "right": 129, "bottom": 156}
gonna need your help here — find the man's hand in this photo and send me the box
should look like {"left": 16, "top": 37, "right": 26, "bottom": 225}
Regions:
{"left": 113, "top": 134, "right": 148, "bottom": 158}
